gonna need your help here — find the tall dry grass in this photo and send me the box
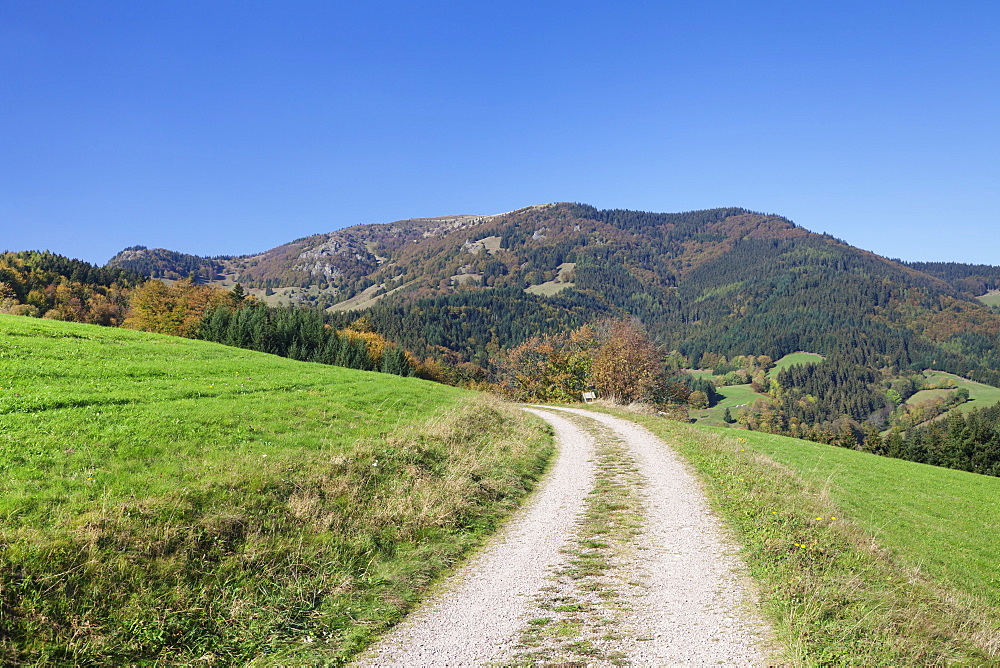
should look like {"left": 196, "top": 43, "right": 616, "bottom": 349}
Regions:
{"left": 1, "top": 395, "right": 552, "bottom": 665}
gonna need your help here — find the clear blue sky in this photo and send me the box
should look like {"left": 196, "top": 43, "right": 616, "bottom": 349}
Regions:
{"left": 2, "top": 1, "right": 998, "bottom": 266}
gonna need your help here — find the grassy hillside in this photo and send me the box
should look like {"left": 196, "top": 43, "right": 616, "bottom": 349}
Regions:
{"left": 733, "top": 428, "right": 1000, "bottom": 607}
{"left": 922, "top": 370, "right": 1000, "bottom": 414}
{"left": 905, "top": 387, "right": 955, "bottom": 404}
{"left": 0, "top": 315, "right": 552, "bottom": 665}
{"left": 618, "top": 412, "right": 1000, "bottom": 664}
{"left": 978, "top": 290, "right": 1000, "bottom": 307}
{"left": 768, "top": 351, "right": 823, "bottom": 377}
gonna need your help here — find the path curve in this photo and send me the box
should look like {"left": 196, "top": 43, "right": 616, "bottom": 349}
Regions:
{"left": 355, "top": 407, "right": 770, "bottom": 666}
{"left": 355, "top": 408, "right": 597, "bottom": 666}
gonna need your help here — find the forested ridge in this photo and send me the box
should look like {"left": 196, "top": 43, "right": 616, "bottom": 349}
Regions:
{"left": 902, "top": 260, "right": 1000, "bottom": 296}
{"left": 108, "top": 246, "right": 227, "bottom": 283}
{"left": 311, "top": 203, "right": 1000, "bottom": 388}
{"left": 9, "top": 202, "right": 1000, "bottom": 476}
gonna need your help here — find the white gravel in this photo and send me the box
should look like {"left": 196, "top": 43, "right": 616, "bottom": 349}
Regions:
{"left": 354, "top": 406, "right": 771, "bottom": 666}
{"left": 354, "top": 408, "right": 597, "bottom": 667}
{"left": 549, "top": 406, "right": 771, "bottom": 665}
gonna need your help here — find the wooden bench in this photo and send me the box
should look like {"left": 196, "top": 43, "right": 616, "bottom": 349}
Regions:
{"left": 582, "top": 391, "right": 597, "bottom": 404}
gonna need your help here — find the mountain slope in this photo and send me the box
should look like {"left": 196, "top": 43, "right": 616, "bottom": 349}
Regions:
{"left": 107, "top": 213, "right": 505, "bottom": 303}
{"left": 106, "top": 203, "right": 1000, "bottom": 382}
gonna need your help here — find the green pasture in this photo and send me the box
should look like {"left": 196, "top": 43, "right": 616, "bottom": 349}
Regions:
{"left": 0, "top": 318, "right": 458, "bottom": 520}
{"left": 922, "top": 370, "right": 1000, "bottom": 414}
{"left": 769, "top": 351, "right": 823, "bottom": 377}
{"left": 905, "top": 388, "right": 955, "bottom": 406}
{"left": 524, "top": 280, "right": 574, "bottom": 296}
{"left": 688, "top": 383, "right": 763, "bottom": 426}
{"left": 976, "top": 290, "right": 1000, "bottom": 308}
{"left": 722, "top": 427, "right": 1000, "bottom": 608}
{"left": 0, "top": 315, "right": 551, "bottom": 664}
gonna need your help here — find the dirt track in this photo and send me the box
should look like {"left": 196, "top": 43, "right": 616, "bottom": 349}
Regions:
{"left": 356, "top": 407, "right": 771, "bottom": 666}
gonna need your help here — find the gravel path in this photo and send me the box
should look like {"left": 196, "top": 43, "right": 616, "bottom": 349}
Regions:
{"left": 355, "top": 407, "right": 771, "bottom": 666}
{"left": 548, "top": 406, "right": 771, "bottom": 665}
{"left": 354, "top": 408, "right": 598, "bottom": 666}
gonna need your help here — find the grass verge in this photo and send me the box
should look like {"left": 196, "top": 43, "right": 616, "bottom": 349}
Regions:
{"left": 0, "top": 316, "right": 553, "bottom": 665}
{"left": 601, "top": 409, "right": 998, "bottom": 665}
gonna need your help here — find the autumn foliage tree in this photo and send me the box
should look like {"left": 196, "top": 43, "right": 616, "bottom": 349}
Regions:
{"left": 492, "top": 325, "right": 601, "bottom": 401}
{"left": 0, "top": 251, "right": 135, "bottom": 325}
{"left": 493, "top": 320, "right": 674, "bottom": 405}
{"left": 589, "top": 320, "right": 663, "bottom": 404}
{"left": 124, "top": 278, "right": 236, "bottom": 337}
{"left": 338, "top": 317, "right": 416, "bottom": 375}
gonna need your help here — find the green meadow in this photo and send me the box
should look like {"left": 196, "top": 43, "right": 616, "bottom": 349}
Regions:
{"left": 905, "top": 387, "right": 956, "bottom": 405}
{"left": 0, "top": 315, "right": 552, "bottom": 665}
{"left": 768, "top": 351, "right": 824, "bottom": 377}
{"left": 733, "top": 428, "right": 1000, "bottom": 607}
{"left": 689, "top": 352, "right": 822, "bottom": 425}
{"left": 921, "top": 370, "right": 1000, "bottom": 414}
{"left": 622, "top": 412, "right": 1000, "bottom": 664}
{"left": 977, "top": 290, "right": 1000, "bottom": 308}
{"left": 688, "top": 383, "right": 763, "bottom": 426}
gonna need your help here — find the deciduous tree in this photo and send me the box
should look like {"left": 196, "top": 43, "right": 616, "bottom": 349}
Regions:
{"left": 589, "top": 320, "right": 662, "bottom": 404}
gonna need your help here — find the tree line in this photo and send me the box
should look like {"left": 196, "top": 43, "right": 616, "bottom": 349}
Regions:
{"left": 873, "top": 403, "right": 1000, "bottom": 476}
{"left": 0, "top": 251, "right": 139, "bottom": 325}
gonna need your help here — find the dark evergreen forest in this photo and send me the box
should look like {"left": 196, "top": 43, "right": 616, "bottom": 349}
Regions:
{"left": 198, "top": 302, "right": 414, "bottom": 376}
{"left": 880, "top": 403, "right": 1000, "bottom": 477}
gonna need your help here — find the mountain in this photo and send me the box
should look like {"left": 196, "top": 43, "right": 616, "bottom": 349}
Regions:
{"left": 107, "top": 203, "right": 1000, "bottom": 383}
{"left": 107, "top": 212, "right": 507, "bottom": 308}
{"left": 899, "top": 261, "right": 1000, "bottom": 297}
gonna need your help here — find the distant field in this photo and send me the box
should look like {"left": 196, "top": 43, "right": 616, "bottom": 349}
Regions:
{"left": 769, "top": 351, "right": 823, "bottom": 377}
{"left": 524, "top": 262, "right": 576, "bottom": 296}
{"left": 688, "top": 383, "right": 764, "bottom": 426}
{"left": 329, "top": 281, "right": 415, "bottom": 312}
{"left": 977, "top": 289, "right": 1000, "bottom": 307}
{"left": 0, "top": 316, "right": 551, "bottom": 664}
{"left": 253, "top": 284, "right": 324, "bottom": 307}
{"left": 905, "top": 388, "right": 955, "bottom": 405}
{"left": 329, "top": 283, "right": 382, "bottom": 310}
{"left": 524, "top": 280, "right": 573, "bottom": 296}
{"left": 922, "top": 370, "right": 1000, "bottom": 414}
{"left": 621, "top": 412, "right": 1000, "bottom": 664}
{"left": 466, "top": 235, "right": 502, "bottom": 254}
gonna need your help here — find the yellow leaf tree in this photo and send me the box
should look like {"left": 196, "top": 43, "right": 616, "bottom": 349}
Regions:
{"left": 589, "top": 320, "right": 662, "bottom": 404}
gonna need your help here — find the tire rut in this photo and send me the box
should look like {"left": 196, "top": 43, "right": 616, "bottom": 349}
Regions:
{"left": 545, "top": 406, "right": 771, "bottom": 665}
